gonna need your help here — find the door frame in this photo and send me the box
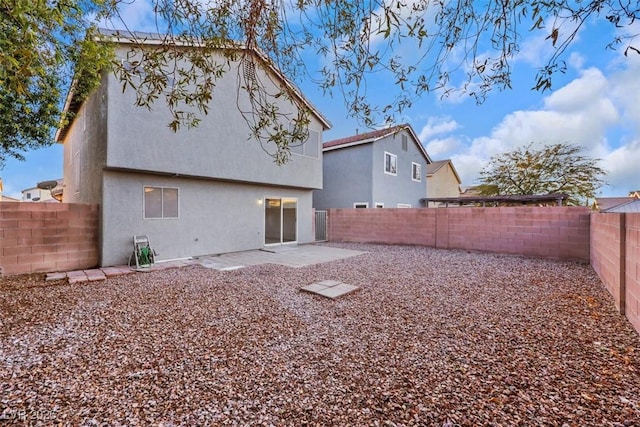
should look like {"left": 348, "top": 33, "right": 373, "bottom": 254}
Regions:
{"left": 263, "top": 196, "right": 298, "bottom": 246}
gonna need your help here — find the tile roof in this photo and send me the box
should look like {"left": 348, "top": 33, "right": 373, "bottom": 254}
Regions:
{"left": 426, "top": 160, "right": 450, "bottom": 174}
{"left": 323, "top": 124, "right": 408, "bottom": 149}
{"left": 322, "top": 123, "right": 432, "bottom": 163}
{"left": 426, "top": 159, "right": 462, "bottom": 184}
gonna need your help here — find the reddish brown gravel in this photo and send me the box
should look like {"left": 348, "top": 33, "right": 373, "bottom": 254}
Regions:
{"left": 1, "top": 243, "right": 639, "bottom": 426}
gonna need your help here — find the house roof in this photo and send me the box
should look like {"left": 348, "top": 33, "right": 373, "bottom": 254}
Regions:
{"left": 426, "top": 159, "right": 462, "bottom": 184}
{"left": 594, "top": 197, "right": 636, "bottom": 211}
{"left": 55, "top": 28, "right": 331, "bottom": 142}
{"left": 322, "top": 124, "right": 432, "bottom": 163}
{"left": 602, "top": 199, "right": 640, "bottom": 213}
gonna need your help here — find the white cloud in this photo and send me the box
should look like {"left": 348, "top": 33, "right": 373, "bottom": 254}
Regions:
{"left": 568, "top": 52, "right": 585, "bottom": 70}
{"left": 430, "top": 65, "right": 639, "bottom": 195}
{"left": 418, "top": 117, "right": 459, "bottom": 141}
{"left": 102, "top": 0, "right": 157, "bottom": 32}
{"left": 425, "top": 137, "right": 461, "bottom": 157}
{"left": 610, "top": 55, "right": 640, "bottom": 134}
{"left": 603, "top": 140, "right": 640, "bottom": 194}
{"left": 516, "top": 17, "right": 582, "bottom": 67}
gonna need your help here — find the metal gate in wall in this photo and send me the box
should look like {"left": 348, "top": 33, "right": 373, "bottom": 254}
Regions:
{"left": 315, "top": 210, "right": 328, "bottom": 242}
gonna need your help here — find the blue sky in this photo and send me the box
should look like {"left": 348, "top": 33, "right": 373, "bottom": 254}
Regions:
{"left": 2, "top": 2, "right": 638, "bottom": 199}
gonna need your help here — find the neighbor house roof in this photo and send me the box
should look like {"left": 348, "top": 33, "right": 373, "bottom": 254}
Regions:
{"left": 602, "top": 199, "right": 640, "bottom": 213}
{"left": 594, "top": 197, "right": 636, "bottom": 211}
{"left": 421, "top": 193, "right": 569, "bottom": 207}
{"left": 426, "top": 159, "right": 461, "bottom": 184}
{"left": 56, "top": 28, "right": 331, "bottom": 142}
{"left": 323, "top": 124, "right": 432, "bottom": 163}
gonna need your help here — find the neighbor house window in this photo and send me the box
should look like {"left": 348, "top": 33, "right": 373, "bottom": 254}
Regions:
{"left": 375, "top": 202, "right": 384, "bottom": 208}
{"left": 144, "top": 187, "right": 179, "bottom": 219}
{"left": 397, "top": 204, "right": 412, "bottom": 208}
{"left": 354, "top": 202, "right": 368, "bottom": 208}
{"left": 384, "top": 152, "right": 397, "bottom": 175}
{"left": 412, "top": 162, "right": 422, "bottom": 182}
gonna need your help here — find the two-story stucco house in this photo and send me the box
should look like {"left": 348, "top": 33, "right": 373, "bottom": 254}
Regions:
{"left": 56, "top": 30, "right": 330, "bottom": 266}
{"left": 313, "top": 124, "right": 431, "bottom": 209}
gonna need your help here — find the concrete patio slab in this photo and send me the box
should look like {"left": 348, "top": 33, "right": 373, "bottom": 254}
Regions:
{"left": 194, "top": 245, "right": 367, "bottom": 271}
{"left": 45, "top": 244, "right": 367, "bottom": 283}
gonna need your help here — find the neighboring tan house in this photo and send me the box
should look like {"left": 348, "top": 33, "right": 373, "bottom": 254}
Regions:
{"left": 629, "top": 190, "right": 640, "bottom": 198}
{"left": 313, "top": 124, "right": 431, "bottom": 209}
{"left": 425, "top": 159, "right": 462, "bottom": 207}
{"left": 56, "top": 30, "right": 330, "bottom": 267}
{"left": 21, "top": 179, "right": 63, "bottom": 202}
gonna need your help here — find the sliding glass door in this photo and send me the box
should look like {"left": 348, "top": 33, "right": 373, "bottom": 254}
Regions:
{"left": 264, "top": 197, "right": 297, "bottom": 245}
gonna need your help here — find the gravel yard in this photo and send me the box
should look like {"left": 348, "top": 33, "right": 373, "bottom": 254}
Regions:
{"left": 1, "top": 243, "right": 640, "bottom": 426}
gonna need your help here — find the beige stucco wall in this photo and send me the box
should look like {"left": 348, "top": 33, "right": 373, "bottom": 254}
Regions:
{"left": 426, "top": 165, "right": 460, "bottom": 207}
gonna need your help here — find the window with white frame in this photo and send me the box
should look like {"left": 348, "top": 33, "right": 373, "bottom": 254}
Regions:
{"left": 144, "top": 186, "right": 179, "bottom": 219}
{"left": 412, "top": 162, "right": 421, "bottom": 182}
{"left": 397, "top": 203, "right": 412, "bottom": 208}
{"left": 384, "top": 152, "right": 397, "bottom": 175}
{"left": 354, "top": 202, "right": 368, "bottom": 208}
{"left": 375, "top": 202, "right": 384, "bottom": 208}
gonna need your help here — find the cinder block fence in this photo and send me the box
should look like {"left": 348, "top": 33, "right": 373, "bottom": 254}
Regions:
{"left": 0, "top": 202, "right": 99, "bottom": 276}
{"left": 1, "top": 201, "right": 638, "bottom": 336}
{"left": 591, "top": 212, "right": 640, "bottom": 334}
{"left": 327, "top": 206, "right": 591, "bottom": 261}
{"left": 326, "top": 207, "right": 639, "bottom": 335}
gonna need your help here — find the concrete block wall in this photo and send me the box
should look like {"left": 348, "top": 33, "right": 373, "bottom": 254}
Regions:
{"left": 0, "top": 202, "right": 99, "bottom": 276}
{"left": 327, "top": 208, "right": 437, "bottom": 247}
{"left": 590, "top": 213, "right": 626, "bottom": 312}
{"left": 328, "top": 207, "right": 590, "bottom": 261}
{"left": 624, "top": 214, "right": 640, "bottom": 333}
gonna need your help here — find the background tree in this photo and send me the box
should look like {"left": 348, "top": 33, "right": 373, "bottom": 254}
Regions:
{"left": 478, "top": 143, "right": 606, "bottom": 206}
{"left": 2, "top": 0, "right": 640, "bottom": 166}
{"left": 0, "top": 0, "right": 111, "bottom": 169}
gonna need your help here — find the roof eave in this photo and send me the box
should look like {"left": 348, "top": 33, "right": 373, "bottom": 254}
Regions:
{"left": 55, "top": 29, "right": 331, "bottom": 143}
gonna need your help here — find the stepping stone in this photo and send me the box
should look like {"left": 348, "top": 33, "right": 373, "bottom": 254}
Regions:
{"left": 301, "top": 280, "right": 360, "bottom": 299}
{"left": 84, "top": 269, "right": 107, "bottom": 281}
{"left": 101, "top": 267, "right": 123, "bottom": 277}
{"left": 68, "top": 274, "right": 88, "bottom": 284}
{"left": 315, "top": 283, "right": 360, "bottom": 299}
{"left": 45, "top": 272, "right": 67, "bottom": 282}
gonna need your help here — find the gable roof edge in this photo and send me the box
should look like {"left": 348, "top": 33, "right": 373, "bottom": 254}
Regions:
{"left": 55, "top": 29, "right": 331, "bottom": 143}
{"left": 426, "top": 159, "right": 461, "bottom": 184}
{"left": 323, "top": 124, "right": 432, "bottom": 163}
